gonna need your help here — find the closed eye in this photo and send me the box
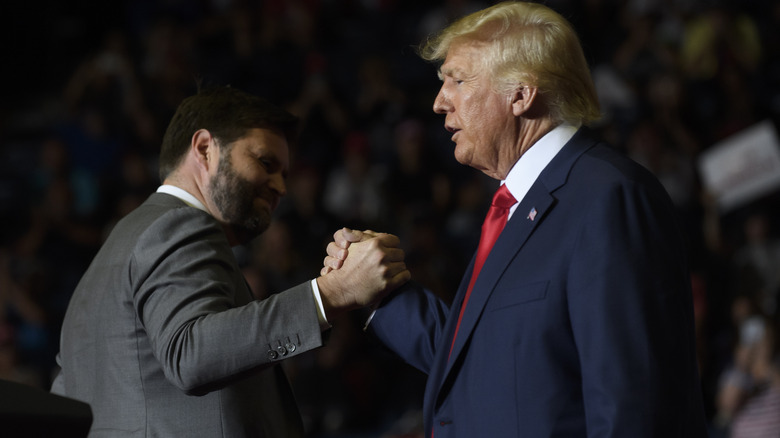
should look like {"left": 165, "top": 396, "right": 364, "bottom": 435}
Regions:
{"left": 257, "top": 156, "right": 288, "bottom": 179}
{"left": 257, "top": 156, "right": 278, "bottom": 172}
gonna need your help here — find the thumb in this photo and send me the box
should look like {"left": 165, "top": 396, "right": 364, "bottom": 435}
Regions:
{"left": 342, "top": 227, "right": 370, "bottom": 243}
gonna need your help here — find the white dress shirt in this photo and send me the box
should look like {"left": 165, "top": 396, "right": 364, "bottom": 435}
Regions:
{"left": 501, "top": 123, "right": 579, "bottom": 218}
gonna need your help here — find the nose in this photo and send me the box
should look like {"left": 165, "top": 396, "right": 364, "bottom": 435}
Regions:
{"left": 433, "top": 87, "right": 450, "bottom": 114}
{"left": 269, "top": 172, "right": 287, "bottom": 198}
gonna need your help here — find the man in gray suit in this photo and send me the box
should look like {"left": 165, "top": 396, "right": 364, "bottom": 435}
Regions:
{"left": 51, "top": 86, "right": 410, "bottom": 437}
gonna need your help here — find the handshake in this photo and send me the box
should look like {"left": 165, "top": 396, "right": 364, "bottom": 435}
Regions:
{"left": 315, "top": 228, "right": 411, "bottom": 321}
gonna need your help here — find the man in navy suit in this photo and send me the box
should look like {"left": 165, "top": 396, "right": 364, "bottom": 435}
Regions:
{"left": 324, "top": 2, "right": 708, "bottom": 437}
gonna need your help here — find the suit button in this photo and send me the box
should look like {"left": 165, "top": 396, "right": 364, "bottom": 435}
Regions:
{"left": 285, "top": 343, "right": 296, "bottom": 353}
{"left": 267, "top": 350, "right": 278, "bottom": 360}
{"left": 276, "top": 345, "right": 288, "bottom": 356}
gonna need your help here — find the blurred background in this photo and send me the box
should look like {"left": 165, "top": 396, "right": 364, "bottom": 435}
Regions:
{"left": 2, "top": 0, "right": 780, "bottom": 437}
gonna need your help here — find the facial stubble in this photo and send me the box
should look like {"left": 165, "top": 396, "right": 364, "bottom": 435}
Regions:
{"left": 209, "top": 151, "right": 271, "bottom": 242}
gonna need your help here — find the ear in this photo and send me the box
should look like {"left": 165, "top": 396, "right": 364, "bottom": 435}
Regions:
{"left": 190, "top": 129, "right": 216, "bottom": 172}
{"left": 511, "top": 85, "right": 538, "bottom": 117}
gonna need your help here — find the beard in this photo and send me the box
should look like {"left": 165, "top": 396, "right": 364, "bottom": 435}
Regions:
{"left": 208, "top": 153, "right": 271, "bottom": 243}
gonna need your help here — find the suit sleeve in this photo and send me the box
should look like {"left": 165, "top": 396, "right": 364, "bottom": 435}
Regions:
{"left": 368, "top": 281, "right": 450, "bottom": 375}
{"left": 129, "top": 208, "right": 323, "bottom": 394}
{"left": 566, "top": 179, "right": 702, "bottom": 437}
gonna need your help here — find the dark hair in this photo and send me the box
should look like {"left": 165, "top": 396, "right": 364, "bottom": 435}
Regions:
{"left": 158, "top": 86, "right": 299, "bottom": 182}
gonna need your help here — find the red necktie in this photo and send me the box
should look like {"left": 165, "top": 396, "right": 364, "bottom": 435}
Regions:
{"left": 448, "top": 184, "right": 516, "bottom": 359}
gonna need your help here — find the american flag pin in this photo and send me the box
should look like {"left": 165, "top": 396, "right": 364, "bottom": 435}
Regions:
{"left": 527, "top": 207, "right": 537, "bottom": 221}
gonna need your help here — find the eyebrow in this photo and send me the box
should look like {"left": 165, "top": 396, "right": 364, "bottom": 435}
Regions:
{"left": 438, "top": 66, "right": 462, "bottom": 81}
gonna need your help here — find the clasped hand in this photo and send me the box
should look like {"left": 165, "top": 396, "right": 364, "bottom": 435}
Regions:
{"left": 316, "top": 228, "right": 410, "bottom": 320}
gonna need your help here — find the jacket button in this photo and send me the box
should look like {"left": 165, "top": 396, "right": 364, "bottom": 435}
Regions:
{"left": 276, "top": 345, "right": 288, "bottom": 356}
{"left": 285, "top": 343, "right": 296, "bottom": 353}
{"left": 267, "top": 350, "right": 278, "bottom": 360}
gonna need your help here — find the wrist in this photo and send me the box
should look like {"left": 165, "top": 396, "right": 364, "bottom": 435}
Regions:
{"left": 315, "top": 274, "right": 354, "bottom": 320}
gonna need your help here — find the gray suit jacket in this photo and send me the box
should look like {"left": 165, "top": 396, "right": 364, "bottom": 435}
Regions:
{"left": 51, "top": 193, "right": 323, "bottom": 437}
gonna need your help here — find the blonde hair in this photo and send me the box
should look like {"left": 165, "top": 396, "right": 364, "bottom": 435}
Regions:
{"left": 420, "top": 1, "right": 601, "bottom": 126}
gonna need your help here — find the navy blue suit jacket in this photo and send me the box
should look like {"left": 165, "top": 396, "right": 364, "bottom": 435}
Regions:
{"left": 369, "top": 129, "right": 708, "bottom": 437}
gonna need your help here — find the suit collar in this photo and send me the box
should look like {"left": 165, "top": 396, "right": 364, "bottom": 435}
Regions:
{"left": 537, "top": 127, "right": 599, "bottom": 193}
{"left": 147, "top": 191, "right": 192, "bottom": 208}
{"left": 157, "top": 185, "right": 208, "bottom": 212}
{"left": 503, "top": 123, "right": 578, "bottom": 209}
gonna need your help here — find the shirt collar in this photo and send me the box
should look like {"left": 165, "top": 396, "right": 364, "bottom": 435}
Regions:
{"left": 156, "top": 185, "right": 209, "bottom": 213}
{"left": 502, "top": 123, "right": 579, "bottom": 217}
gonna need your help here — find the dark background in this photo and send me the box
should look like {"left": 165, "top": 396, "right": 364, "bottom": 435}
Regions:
{"left": 2, "top": 0, "right": 780, "bottom": 437}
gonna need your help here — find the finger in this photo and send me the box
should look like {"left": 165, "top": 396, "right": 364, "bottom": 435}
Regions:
{"left": 374, "top": 233, "right": 401, "bottom": 248}
{"left": 381, "top": 247, "right": 406, "bottom": 263}
{"left": 333, "top": 229, "right": 348, "bottom": 248}
{"left": 320, "top": 266, "right": 332, "bottom": 276}
{"left": 333, "top": 228, "right": 362, "bottom": 248}
{"left": 323, "top": 255, "right": 344, "bottom": 271}
{"left": 326, "top": 242, "right": 348, "bottom": 260}
{"left": 340, "top": 227, "right": 367, "bottom": 244}
{"left": 386, "top": 268, "right": 412, "bottom": 290}
{"left": 343, "top": 227, "right": 362, "bottom": 240}
{"left": 383, "top": 261, "right": 409, "bottom": 279}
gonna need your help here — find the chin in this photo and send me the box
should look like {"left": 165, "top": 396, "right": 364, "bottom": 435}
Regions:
{"left": 453, "top": 148, "right": 471, "bottom": 167}
{"left": 454, "top": 154, "right": 478, "bottom": 171}
{"left": 248, "top": 214, "right": 271, "bottom": 235}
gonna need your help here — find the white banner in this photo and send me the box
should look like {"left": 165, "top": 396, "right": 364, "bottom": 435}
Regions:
{"left": 698, "top": 120, "right": 780, "bottom": 212}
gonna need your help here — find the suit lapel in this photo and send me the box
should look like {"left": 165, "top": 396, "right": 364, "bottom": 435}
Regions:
{"left": 443, "top": 189, "right": 555, "bottom": 373}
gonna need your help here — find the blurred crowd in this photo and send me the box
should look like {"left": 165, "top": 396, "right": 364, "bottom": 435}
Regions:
{"left": 2, "top": 0, "right": 780, "bottom": 436}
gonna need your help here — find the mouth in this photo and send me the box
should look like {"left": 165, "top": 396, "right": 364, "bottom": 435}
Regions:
{"left": 445, "top": 125, "right": 461, "bottom": 140}
{"left": 255, "top": 195, "right": 278, "bottom": 212}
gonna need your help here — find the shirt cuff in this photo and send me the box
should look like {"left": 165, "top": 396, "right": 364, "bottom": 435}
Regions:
{"left": 362, "top": 309, "right": 377, "bottom": 332}
{"left": 310, "top": 278, "right": 331, "bottom": 331}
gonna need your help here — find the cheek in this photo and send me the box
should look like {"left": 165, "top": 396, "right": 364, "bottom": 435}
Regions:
{"left": 459, "top": 90, "right": 496, "bottom": 135}
{"left": 461, "top": 109, "right": 493, "bottom": 152}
